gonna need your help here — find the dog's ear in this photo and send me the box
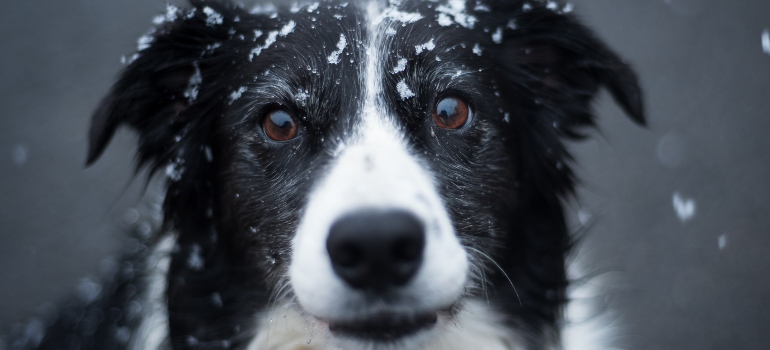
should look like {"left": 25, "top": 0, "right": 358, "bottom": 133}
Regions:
{"left": 86, "top": 1, "right": 240, "bottom": 168}
{"left": 492, "top": 2, "right": 645, "bottom": 133}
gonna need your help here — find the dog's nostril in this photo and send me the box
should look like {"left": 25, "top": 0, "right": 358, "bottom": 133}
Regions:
{"left": 333, "top": 243, "right": 363, "bottom": 267}
{"left": 392, "top": 237, "right": 421, "bottom": 261}
{"left": 326, "top": 209, "right": 425, "bottom": 291}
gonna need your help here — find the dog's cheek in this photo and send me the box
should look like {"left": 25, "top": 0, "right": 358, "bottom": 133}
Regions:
{"left": 429, "top": 121, "right": 513, "bottom": 241}
{"left": 219, "top": 141, "right": 319, "bottom": 278}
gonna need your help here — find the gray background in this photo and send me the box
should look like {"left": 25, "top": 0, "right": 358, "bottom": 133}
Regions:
{"left": 1, "top": 0, "right": 768, "bottom": 348}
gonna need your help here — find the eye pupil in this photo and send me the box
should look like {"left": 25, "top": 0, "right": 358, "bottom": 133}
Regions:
{"left": 264, "top": 110, "right": 298, "bottom": 141}
{"left": 433, "top": 96, "right": 469, "bottom": 129}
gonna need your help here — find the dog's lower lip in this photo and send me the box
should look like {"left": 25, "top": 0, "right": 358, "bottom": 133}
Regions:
{"left": 327, "top": 312, "right": 438, "bottom": 340}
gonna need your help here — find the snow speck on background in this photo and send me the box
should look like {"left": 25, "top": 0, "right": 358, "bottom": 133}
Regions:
{"left": 75, "top": 277, "right": 102, "bottom": 304}
{"left": 672, "top": 192, "right": 696, "bottom": 222}
{"left": 577, "top": 209, "right": 592, "bottom": 225}
{"left": 396, "top": 79, "right": 415, "bottom": 100}
{"left": 657, "top": 132, "right": 686, "bottom": 168}
{"left": 762, "top": 28, "right": 770, "bottom": 55}
{"left": 718, "top": 234, "right": 728, "bottom": 251}
{"left": 12, "top": 144, "right": 29, "bottom": 165}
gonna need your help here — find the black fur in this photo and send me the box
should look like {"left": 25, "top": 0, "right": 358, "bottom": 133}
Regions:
{"left": 6, "top": 0, "right": 643, "bottom": 349}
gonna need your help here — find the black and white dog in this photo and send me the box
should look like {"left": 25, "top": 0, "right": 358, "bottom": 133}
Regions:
{"left": 8, "top": 0, "right": 644, "bottom": 349}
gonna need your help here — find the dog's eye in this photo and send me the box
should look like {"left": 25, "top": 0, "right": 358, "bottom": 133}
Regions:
{"left": 433, "top": 96, "right": 470, "bottom": 129}
{"left": 263, "top": 109, "right": 299, "bottom": 141}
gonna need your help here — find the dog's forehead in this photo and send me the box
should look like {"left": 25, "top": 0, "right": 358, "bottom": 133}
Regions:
{"left": 241, "top": 3, "right": 364, "bottom": 76}
{"left": 234, "top": 1, "right": 497, "bottom": 119}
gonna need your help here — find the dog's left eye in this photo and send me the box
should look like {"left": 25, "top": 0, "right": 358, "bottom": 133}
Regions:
{"left": 433, "top": 96, "right": 470, "bottom": 129}
{"left": 263, "top": 109, "right": 299, "bottom": 141}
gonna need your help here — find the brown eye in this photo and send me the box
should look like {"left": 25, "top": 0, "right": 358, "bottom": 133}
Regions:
{"left": 433, "top": 96, "right": 470, "bottom": 129}
{"left": 263, "top": 109, "right": 298, "bottom": 141}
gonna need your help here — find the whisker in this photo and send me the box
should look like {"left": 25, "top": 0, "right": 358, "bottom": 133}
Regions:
{"left": 467, "top": 246, "right": 522, "bottom": 306}
{"left": 467, "top": 252, "right": 490, "bottom": 305}
{"left": 262, "top": 274, "right": 292, "bottom": 346}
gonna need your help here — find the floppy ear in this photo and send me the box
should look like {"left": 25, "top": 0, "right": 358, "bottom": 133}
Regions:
{"left": 495, "top": 2, "right": 645, "bottom": 136}
{"left": 86, "top": 0, "right": 257, "bottom": 237}
{"left": 484, "top": 2, "right": 646, "bottom": 198}
{"left": 86, "top": 0, "right": 240, "bottom": 169}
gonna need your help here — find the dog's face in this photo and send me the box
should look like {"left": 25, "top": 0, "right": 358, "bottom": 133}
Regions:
{"left": 88, "top": 0, "right": 643, "bottom": 348}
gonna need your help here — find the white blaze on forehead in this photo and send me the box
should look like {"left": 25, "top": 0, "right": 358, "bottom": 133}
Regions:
{"left": 371, "top": 0, "right": 424, "bottom": 25}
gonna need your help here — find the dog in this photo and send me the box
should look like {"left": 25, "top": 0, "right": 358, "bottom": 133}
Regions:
{"left": 5, "top": 0, "right": 644, "bottom": 349}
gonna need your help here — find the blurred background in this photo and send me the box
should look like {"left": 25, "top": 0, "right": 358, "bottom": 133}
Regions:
{"left": 1, "top": 0, "right": 768, "bottom": 348}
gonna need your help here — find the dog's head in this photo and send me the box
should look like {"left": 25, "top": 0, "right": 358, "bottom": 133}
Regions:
{"left": 88, "top": 0, "right": 643, "bottom": 348}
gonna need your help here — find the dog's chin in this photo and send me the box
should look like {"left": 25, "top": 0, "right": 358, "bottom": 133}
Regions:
{"left": 327, "top": 311, "right": 439, "bottom": 341}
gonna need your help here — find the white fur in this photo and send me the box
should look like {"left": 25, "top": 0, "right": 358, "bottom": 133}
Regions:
{"left": 130, "top": 235, "right": 175, "bottom": 350}
{"left": 247, "top": 300, "right": 525, "bottom": 350}
{"left": 560, "top": 255, "right": 620, "bottom": 350}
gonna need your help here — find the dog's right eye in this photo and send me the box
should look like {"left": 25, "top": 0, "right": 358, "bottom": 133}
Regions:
{"left": 263, "top": 109, "right": 299, "bottom": 141}
{"left": 433, "top": 96, "right": 470, "bottom": 130}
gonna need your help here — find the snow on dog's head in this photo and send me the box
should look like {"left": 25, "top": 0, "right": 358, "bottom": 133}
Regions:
{"left": 87, "top": 0, "right": 644, "bottom": 348}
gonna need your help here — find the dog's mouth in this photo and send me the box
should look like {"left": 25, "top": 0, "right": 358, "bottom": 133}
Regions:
{"left": 327, "top": 311, "right": 438, "bottom": 341}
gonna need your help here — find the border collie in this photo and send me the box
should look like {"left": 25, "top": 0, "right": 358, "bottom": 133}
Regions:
{"left": 5, "top": 0, "right": 644, "bottom": 349}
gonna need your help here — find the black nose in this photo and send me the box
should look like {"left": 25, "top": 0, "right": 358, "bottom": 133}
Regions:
{"left": 326, "top": 210, "right": 425, "bottom": 291}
